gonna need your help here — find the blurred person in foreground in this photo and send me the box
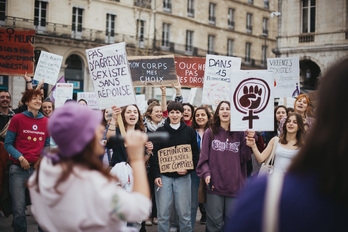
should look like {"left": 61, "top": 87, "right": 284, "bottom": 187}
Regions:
{"left": 225, "top": 58, "right": 348, "bottom": 231}
{"left": 28, "top": 102, "right": 151, "bottom": 232}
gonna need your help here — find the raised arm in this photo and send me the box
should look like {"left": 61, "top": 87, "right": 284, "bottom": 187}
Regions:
{"left": 246, "top": 136, "right": 276, "bottom": 163}
{"left": 106, "top": 105, "right": 121, "bottom": 140}
{"left": 160, "top": 86, "right": 167, "bottom": 113}
{"left": 23, "top": 72, "right": 33, "bottom": 89}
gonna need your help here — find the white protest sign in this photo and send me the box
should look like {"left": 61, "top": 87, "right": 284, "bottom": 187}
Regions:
{"left": 230, "top": 70, "right": 274, "bottom": 131}
{"left": 53, "top": 83, "right": 74, "bottom": 108}
{"left": 267, "top": 57, "right": 300, "bottom": 98}
{"left": 135, "top": 94, "right": 147, "bottom": 115}
{"left": 202, "top": 55, "right": 241, "bottom": 106}
{"left": 34, "top": 51, "right": 63, "bottom": 85}
{"left": 86, "top": 42, "right": 135, "bottom": 109}
{"left": 77, "top": 92, "right": 99, "bottom": 109}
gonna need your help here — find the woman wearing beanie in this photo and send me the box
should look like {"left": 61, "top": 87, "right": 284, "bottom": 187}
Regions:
{"left": 28, "top": 102, "right": 151, "bottom": 232}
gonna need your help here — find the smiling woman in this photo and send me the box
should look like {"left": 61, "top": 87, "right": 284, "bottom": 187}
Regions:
{"left": 4, "top": 89, "right": 49, "bottom": 232}
{"left": 106, "top": 104, "right": 146, "bottom": 167}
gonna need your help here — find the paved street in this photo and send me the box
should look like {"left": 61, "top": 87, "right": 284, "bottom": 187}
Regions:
{"left": 0, "top": 207, "right": 206, "bottom": 232}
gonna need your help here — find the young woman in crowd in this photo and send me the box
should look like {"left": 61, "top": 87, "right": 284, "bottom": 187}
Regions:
{"left": 279, "top": 94, "right": 314, "bottom": 134}
{"left": 41, "top": 99, "right": 54, "bottom": 118}
{"left": 182, "top": 103, "right": 194, "bottom": 126}
{"left": 106, "top": 104, "right": 152, "bottom": 167}
{"left": 153, "top": 101, "right": 199, "bottom": 232}
{"left": 262, "top": 105, "right": 288, "bottom": 146}
{"left": 196, "top": 101, "right": 255, "bottom": 232}
{"left": 143, "top": 101, "right": 165, "bottom": 226}
{"left": 4, "top": 89, "right": 50, "bottom": 231}
{"left": 28, "top": 102, "right": 151, "bottom": 231}
{"left": 225, "top": 56, "right": 348, "bottom": 232}
{"left": 190, "top": 106, "right": 212, "bottom": 229}
{"left": 247, "top": 112, "right": 305, "bottom": 175}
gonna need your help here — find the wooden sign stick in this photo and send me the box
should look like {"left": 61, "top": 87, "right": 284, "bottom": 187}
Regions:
{"left": 117, "top": 113, "right": 126, "bottom": 137}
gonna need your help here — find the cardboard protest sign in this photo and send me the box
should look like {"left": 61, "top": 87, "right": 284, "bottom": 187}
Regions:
{"left": 230, "top": 70, "right": 274, "bottom": 131}
{"left": 202, "top": 55, "right": 241, "bottom": 106}
{"left": 0, "top": 27, "right": 35, "bottom": 76}
{"left": 86, "top": 42, "right": 135, "bottom": 109}
{"left": 267, "top": 57, "right": 300, "bottom": 98}
{"left": 34, "top": 51, "right": 63, "bottom": 85}
{"left": 53, "top": 83, "right": 74, "bottom": 108}
{"left": 77, "top": 92, "right": 99, "bottom": 109}
{"left": 128, "top": 55, "right": 177, "bottom": 87}
{"left": 157, "top": 144, "right": 194, "bottom": 173}
{"left": 175, "top": 57, "right": 205, "bottom": 88}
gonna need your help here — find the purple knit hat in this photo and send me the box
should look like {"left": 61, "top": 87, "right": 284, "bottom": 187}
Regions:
{"left": 48, "top": 101, "right": 102, "bottom": 158}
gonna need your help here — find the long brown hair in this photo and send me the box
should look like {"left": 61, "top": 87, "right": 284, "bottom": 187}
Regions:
{"left": 121, "top": 104, "right": 145, "bottom": 132}
{"left": 31, "top": 136, "right": 117, "bottom": 194}
{"left": 211, "top": 101, "right": 233, "bottom": 137}
{"left": 279, "top": 112, "right": 305, "bottom": 147}
{"left": 191, "top": 106, "right": 211, "bottom": 131}
{"left": 289, "top": 57, "right": 348, "bottom": 206}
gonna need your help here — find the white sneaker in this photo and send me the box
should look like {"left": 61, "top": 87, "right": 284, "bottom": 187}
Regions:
{"left": 169, "top": 227, "right": 178, "bottom": 232}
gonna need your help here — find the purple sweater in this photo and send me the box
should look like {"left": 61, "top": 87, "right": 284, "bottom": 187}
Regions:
{"left": 196, "top": 127, "right": 253, "bottom": 197}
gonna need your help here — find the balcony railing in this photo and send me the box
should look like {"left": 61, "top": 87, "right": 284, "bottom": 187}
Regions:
{"left": 134, "top": 0, "right": 152, "bottom": 9}
{"left": 299, "top": 34, "right": 315, "bottom": 43}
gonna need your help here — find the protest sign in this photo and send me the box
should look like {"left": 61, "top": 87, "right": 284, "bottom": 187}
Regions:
{"left": 128, "top": 55, "right": 177, "bottom": 87}
{"left": 77, "top": 92, "right": 99, "bottom": 109}
{"left": 0, "top": 27, "right": 35, "bottom": 76}
{"left": 202, "top": 55, "right": 241, "bottom": 106}
{"left": 175, "top": 57, "right": 205, "bottom": 88}
{"left": 135, "top": 94, "right": 147, "bottom": 115}
{"left": 158, "top": 144, "right": 194, "bottom": 173}
{"left": 267, "top": 57, "right": 300, "bottom": 98}
{"left": 86, "top": 42, "right": 135, "bottom": 109}
{"left": 230, "top": 70, "right": 274, "bottom": 131}
{"left": 34, "top": 51, "right": 63, "bottom": 85}
{"left": 53, "top": 83, "right": 74, "bottom": 108}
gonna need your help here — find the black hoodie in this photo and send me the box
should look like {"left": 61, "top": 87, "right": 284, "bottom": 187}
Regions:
{"left": 152, "top": 119, "right": 199, "bottom": 179}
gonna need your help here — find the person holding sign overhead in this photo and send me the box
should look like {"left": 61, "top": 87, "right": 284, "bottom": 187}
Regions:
{"left": 153, "top": 101, "right": 199, "bottom": 232}
{"left": 196, "top": 101, "right": 255, "bottom": 232}
{"left": 106, "top": 104, "right": 153, "bottom": 167}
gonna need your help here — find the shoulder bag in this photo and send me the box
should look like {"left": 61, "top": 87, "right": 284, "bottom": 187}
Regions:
{"left": 258, "top": 137, "right": 279, "bottom": 176}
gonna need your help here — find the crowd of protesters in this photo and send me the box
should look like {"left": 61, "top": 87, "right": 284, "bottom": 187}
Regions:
{"left": 1, "top": 58, "right": 348, "bottom": 232}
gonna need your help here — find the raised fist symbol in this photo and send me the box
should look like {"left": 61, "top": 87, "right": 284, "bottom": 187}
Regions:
{"left": 239, "top": 85, "right": 262, "bottom": 109}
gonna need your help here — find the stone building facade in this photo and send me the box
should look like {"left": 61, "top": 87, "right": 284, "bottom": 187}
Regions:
{"left": 274, "top": 0, "right": 348, "bottom": 92}
{"left": 0, "top": 0, "right": 278, "bottom": 106}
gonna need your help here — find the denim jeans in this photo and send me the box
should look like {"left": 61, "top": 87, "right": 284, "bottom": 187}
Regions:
{"left": 9, "top": 164, "right": 34, "bottom": 232}
{"left": 190, "top": 170, "right": 200, "bottom": 230}
{"left": 206, "top": 193, "right": 236, "bottom": 232}
{"left": 155, "top": 174, "right": 192, "bottom": 232}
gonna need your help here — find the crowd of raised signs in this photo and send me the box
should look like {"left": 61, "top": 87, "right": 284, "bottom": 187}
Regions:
{"left": 1, "top": 57, "right": 348, "bottom": 232}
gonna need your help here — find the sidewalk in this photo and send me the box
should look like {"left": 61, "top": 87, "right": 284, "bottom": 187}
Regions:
{"left": 0, "top": 207, "right": 206, "bottom": 232}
